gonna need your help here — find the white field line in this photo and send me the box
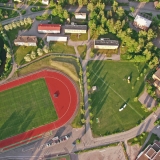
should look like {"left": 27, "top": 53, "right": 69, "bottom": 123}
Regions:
{"left": 90, "top": 70, "right": 143, "bottom": 118}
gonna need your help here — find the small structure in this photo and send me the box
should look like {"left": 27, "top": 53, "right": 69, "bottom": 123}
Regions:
{"left": 75, "top": 13, "right": 86, "bottom": 20}
{"left": 92, "top": 86, "right": 97, "bottom": 92}
{"left": 64, "top": 24, "right": 87, "bottom": 34}
{"left": 128, "top": 76, "right": 130, "bottom": 83}
{"left": 38, "top": 24, "right": 61, "bottom": 33}
{"left": 14, "top": 36, "right": 37, "bottom": 46}
{"left": 42, "top": 0, "right": 49, "bottom": 5}
{"left": 152, "top": 69, "right": 160, "bottom": 90}
{"left": 119, "top": 104, "right": 127, "bottom": 112}
{"left": 47, "top": 36, "right": 68, "bottom": 42}
{"left": 136, "top": 142, "right": 160, "bottom": 160}
{"left": 54, "top": 93, "right": 58, "bottom": 98}
{"left": 94, "top": 38, "right": 119, "bottom": 49}
{"left": 133, "top": 14, "right": 152, "bottom": 30}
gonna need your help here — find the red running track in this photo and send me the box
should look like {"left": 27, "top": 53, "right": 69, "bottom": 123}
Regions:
{"left": 0, "top": 70, "right": 78, "bottom": 149}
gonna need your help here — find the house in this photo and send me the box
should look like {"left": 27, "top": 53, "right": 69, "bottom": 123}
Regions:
{"left": 136, "top": 142, "right": 160, "bottom": 160}
{"left": 47, "top": 36, "right": 68, "bottom": 42}
{"left": 64, "top": 24, "right": 87, "bottom": 34}
{"left": 14, "top": 36, "right": 37, "bottom": 46}
{"left": 94, "top": 38, "right": 119, "bottom": 49}
{"left": 75, "top": 13, "right": 86, "bottom": 20}
{"left": 153, "top": 69, "right": 160, "bottom": 90}
{"left": 42, "top": 0, "right": 49, "bottom": 5}
{"left": 133, "top": 14, "right": 152, "bottom": 30}
{"left": 38, "top": 24, "right": 61, "bottom": 33}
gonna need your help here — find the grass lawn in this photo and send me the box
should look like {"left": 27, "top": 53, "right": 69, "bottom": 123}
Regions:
{"left": 70, "top": 33, "right": 88, "bottom": 41}
{"left": 88, "top": 61, "right": 150, "bottom": 137}
{"left": 144, "top": 133, "right": 160, "bottom": 148}
{"left": 14, "top": 46, "right": 37, "bottom": 65}
{"left": 77, "top": 45, "right": 87, "bottom": 59}
{"left": 49, "top": 42, "right": 75, "bottom": 54}
{"left": 128, "top": 132, "right": 149, "bottom": 146}
{"left": 0, "top": 78, "right": 57, "bottom": 140}
{"left": 47, "top": 155, "right": 70, "bottom": 160}
{"left": 92, "top": 48, "right": 118, "bottom": 57}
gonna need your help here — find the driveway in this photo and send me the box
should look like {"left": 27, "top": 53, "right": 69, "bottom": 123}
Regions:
{"left": 138, "top": 90, "right": 157, "bottom": 108}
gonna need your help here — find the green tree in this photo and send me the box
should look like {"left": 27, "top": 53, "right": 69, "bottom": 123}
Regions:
{"left": 24, "top": 54, "right": 31, "bottom": 62}
{"left": 130, "top": 7, "right": 135, "bottom": 13}
{"left": 147, "top": 29, "right": 156, "bottom": 41}
{"left": 37, "top": 48, "right": 43, "bottom": 56}
{"left": 43, "top": 45, "right": 49, "bottom": 54}
{"left": 11, "top": 22, "right": 17, "bottom": 29}
{"left": 20, "top": 20, "right": 24, "bottom": 26}
{"left": 4, "top": 25, "right": 9, "bottom": 31}
{"left": 30, "top": 51, "right": 36, "bottom": 59}
{"left": 116, "top": 7, "right": 125, "bottom": 18}
{"left": 27, "top": 17, "right": 32, "bottom": 24}
{"left": 63, "top": 10, "right": 69, "bottom": 19}
{"left": 112, "top": 1, "right": 118, "bottom": 12}
{"left": 87, "top": 3, "right": 94, "bottom": 12}
{"left": 78, "top": 0, "right": 83, "bottom": 6}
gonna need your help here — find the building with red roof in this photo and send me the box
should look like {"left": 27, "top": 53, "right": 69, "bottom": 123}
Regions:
{"left": 38, "top": 24, "right": 61, "bottom": 33}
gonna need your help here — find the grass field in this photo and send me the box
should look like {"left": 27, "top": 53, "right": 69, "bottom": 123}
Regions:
{"left": 49, "top": 42, "right": 75, "bottom": 54}
{"left": 88, "top": 61, "right": 150, "bottom": 137}
{"left": 0, "top": 78, "right": 57, "bottom": 140}
{"left": 77, "top": 45, "right": 87, "bottom": 59}
{"left": 70, "top": 33, "right": 88, "bottom": 41}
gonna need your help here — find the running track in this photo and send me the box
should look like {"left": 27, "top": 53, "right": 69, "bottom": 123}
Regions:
{"left": 0, "top": 70, "right": 78, "bottom": 149}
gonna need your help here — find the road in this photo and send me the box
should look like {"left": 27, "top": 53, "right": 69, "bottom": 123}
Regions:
{"left": 0, "top": 2, "right": 160, "bottom": 159}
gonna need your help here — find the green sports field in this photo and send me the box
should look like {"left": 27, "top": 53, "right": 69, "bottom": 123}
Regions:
{"left": 88, "top": 61, "right": 150, "bottom": 137}
{"left": 0, "top": 78, "right": 57, "bottom": 140}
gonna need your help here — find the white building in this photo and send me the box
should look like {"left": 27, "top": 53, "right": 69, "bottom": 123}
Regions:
{"left": 75, "top": 13, "right": 86, "bottom": 20}
{"left": 47, "top": 36, "right": 68, "bottom": 42}
{"left": 94, "top": 39, "right": 119, "bottom": 49}
{"left": 64, "top": 25, "right": 87, "bottom": 34}
{"left": 42, "top": 0, "right": 49, "bottom": 5}
{"left": 133, "top": 14, "right": 152, "bottom": 30}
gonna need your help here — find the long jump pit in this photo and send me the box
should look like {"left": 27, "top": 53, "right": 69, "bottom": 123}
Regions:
{"left": 0, "top": 69, "right": 79, "bottom": 151}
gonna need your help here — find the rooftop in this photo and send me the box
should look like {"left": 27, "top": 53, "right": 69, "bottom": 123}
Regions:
{"left": 134, "top": 14, "right": 152, "bottom": 28}
{"left": 38, "top": 24, "right": 61, "bottom": 30}
{"left": 65, "top": 24, "right": 87, "bottom": 30}
{"left": 154, "top": 69, "right": 160, "bottom": 79}
{"left": 14, "top": 36, "right": 37, "bottom": 43}
{"left": 95, "top": 39, "right": 119, "bottom": 46}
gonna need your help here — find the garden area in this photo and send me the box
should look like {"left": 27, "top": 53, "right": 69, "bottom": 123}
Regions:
{"left": 128, "top": 132, "right": 149, "bottom": 146}
{"left": 87, "top": 61, "right": 150, "bottom": 137}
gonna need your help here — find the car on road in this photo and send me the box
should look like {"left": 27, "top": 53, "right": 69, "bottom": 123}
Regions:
{"left": 60, "top": 135, "right": 70, "bottom": 142}
{"left": 157, "top": 125, "right": 160, "bottom": 129}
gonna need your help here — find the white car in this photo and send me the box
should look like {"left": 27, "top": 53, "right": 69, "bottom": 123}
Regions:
{"left": 157, "top": 125, "right": 160, "bottom": 129}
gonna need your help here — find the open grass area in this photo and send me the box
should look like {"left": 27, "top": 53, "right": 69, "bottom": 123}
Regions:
{"left": 92, "top": 48, "right": 118, "bottom": 57}
{"left": 70, "top": 33, "right": 88, "bottom": 41}
{"left": 128, "top": 132, "right": 149, "bottom": 146}
{"left": 14, "top": 46, "right": 37, "bottom": 65}
{"left": 77, "top": 45, "right": 87, "bottom": 59}
{"left": 49, "top": 42, "right": 75, "bottom": 54}
{"left": 88, "top": 61, "right": 150, "bottom": 137}
{"left": 0, "top": 78, "right": 57, "bottom": 140}
{"left": 47, "top": 154, "right": 70, "bottom": 160}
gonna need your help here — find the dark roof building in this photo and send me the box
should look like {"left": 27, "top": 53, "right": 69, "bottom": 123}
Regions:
{"left": 14, "top": 36, "right": 37, "bottom": 46}
{"left": 38, "top": 24, "right": 61, "bottom": 33}
{"left": 94, "top": 38, "right": 119, "bottom": 49}
{"left": 64, "top": 24, "right": 87, "bottom": 33}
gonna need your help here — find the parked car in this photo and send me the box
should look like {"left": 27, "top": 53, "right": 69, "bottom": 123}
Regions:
{"left": 52, "top": 136, "right": 60, "bottom": 144}
{"left": 157, "top": 125, "right": 160, "bottom": 129}
{"left": 46, "top": 140, "right": 53, "bottom": 147}
{"left": 60, "top": 135, "right": 70, "bottom": 142}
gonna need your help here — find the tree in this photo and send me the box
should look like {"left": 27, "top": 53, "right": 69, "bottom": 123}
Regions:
{"left": 145, "top": 42, "right": 153, "bottom": 50}
{"left": 116, "top": 7, "right": 125, "bottom": 18}
{"left": 27, "top": 17, "right": 32, "bottom": 24}
{"left": 0, "top": 23, "right": 3, "bottom": 31}
{"left": 30, "top": 51, "right": 36, "bottom": 59}
{"left": 90, "top": 120, "right": 93, "bottom": 125}
{"left": 112, "top": 1, "right": 118, "bottom": 12}
{"left": 81, "top": 118, "right": 86, "bottom": 124}
{"left": 130, "top": 7, "right": 135, "bottom": 13}
{"left": 148, "top": 56, "right": 159, "bottom": 69}
{"left": 6, "top": 52, "right": 11, "bottom": 59}
{"left": 147, "top": 29, "right": 156, "bottom": 41}
{"left": 24, "top": 18, "right": 28, "bottom": 25}
{"left": 78, "top": 0, "right": 83, "bottom": 6}
{"left": 80, "top": 109, "right": 85, "bottom": 114}
{"left": 16, "top": 21, "right": 21, "bottom": 27}
{"left": 43, "top": 45, "right": 49, "bottom": 54}
{"left": 20, "top": 20, "right": 24, "bottom": 26}
{"left": 138, "top": 30, "right": 147, "bottom": 38}
{"left": 24, "top": 54, "right": 31, "bottom": 62}
{"left": 4, "top": 25, "right": 9, "bottom": 31}
{"left": 8, "top": 24, "right": 13, "bottom": 30}
{"left": 63, "top": 10, "right": 69, "bottom": 19}
{"left": 87, "top": 3, "right": 94, "bottom": 12}
{"left": 37, "top": 48, "right": 43, "bottom": 56}
{"left": 11, "top": 22, "right": 17, "bottom": 29}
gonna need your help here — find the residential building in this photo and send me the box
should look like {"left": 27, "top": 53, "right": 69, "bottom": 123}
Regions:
{"left": 42, "top": 0, "right": 49, "bottom": 5}
{"left": 14, "top": 36, "right": 37, "bottom": 46}
{"left": 153, "top": 69, "right": 160, "bottom": 90}
{"left": 38, "top": 24, "right": 61, "bottom": 33}
{"left": 47, "top": 36, "right": 68, "bottom": 42}
{"left": 64, "top": 24, "right": 87, "bottom": 34}
{"left": 94, "top": 38, "right": 119, "bottom": 49}
{"left": 133, "top": 14, "right": 152, "bottom": 30}
{"left": 136, "top": 142, "right": 160, "bottom": 160}
{"left": 75, "top": 13, "right": 86, "bottom": 20}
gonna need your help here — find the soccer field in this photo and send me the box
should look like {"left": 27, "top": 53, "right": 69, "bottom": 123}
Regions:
{"left": 88, "top": 61, "right": 150, "bottom": 137}
{"left": 0, "top": 78, "right": 57, "bottom": 140}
